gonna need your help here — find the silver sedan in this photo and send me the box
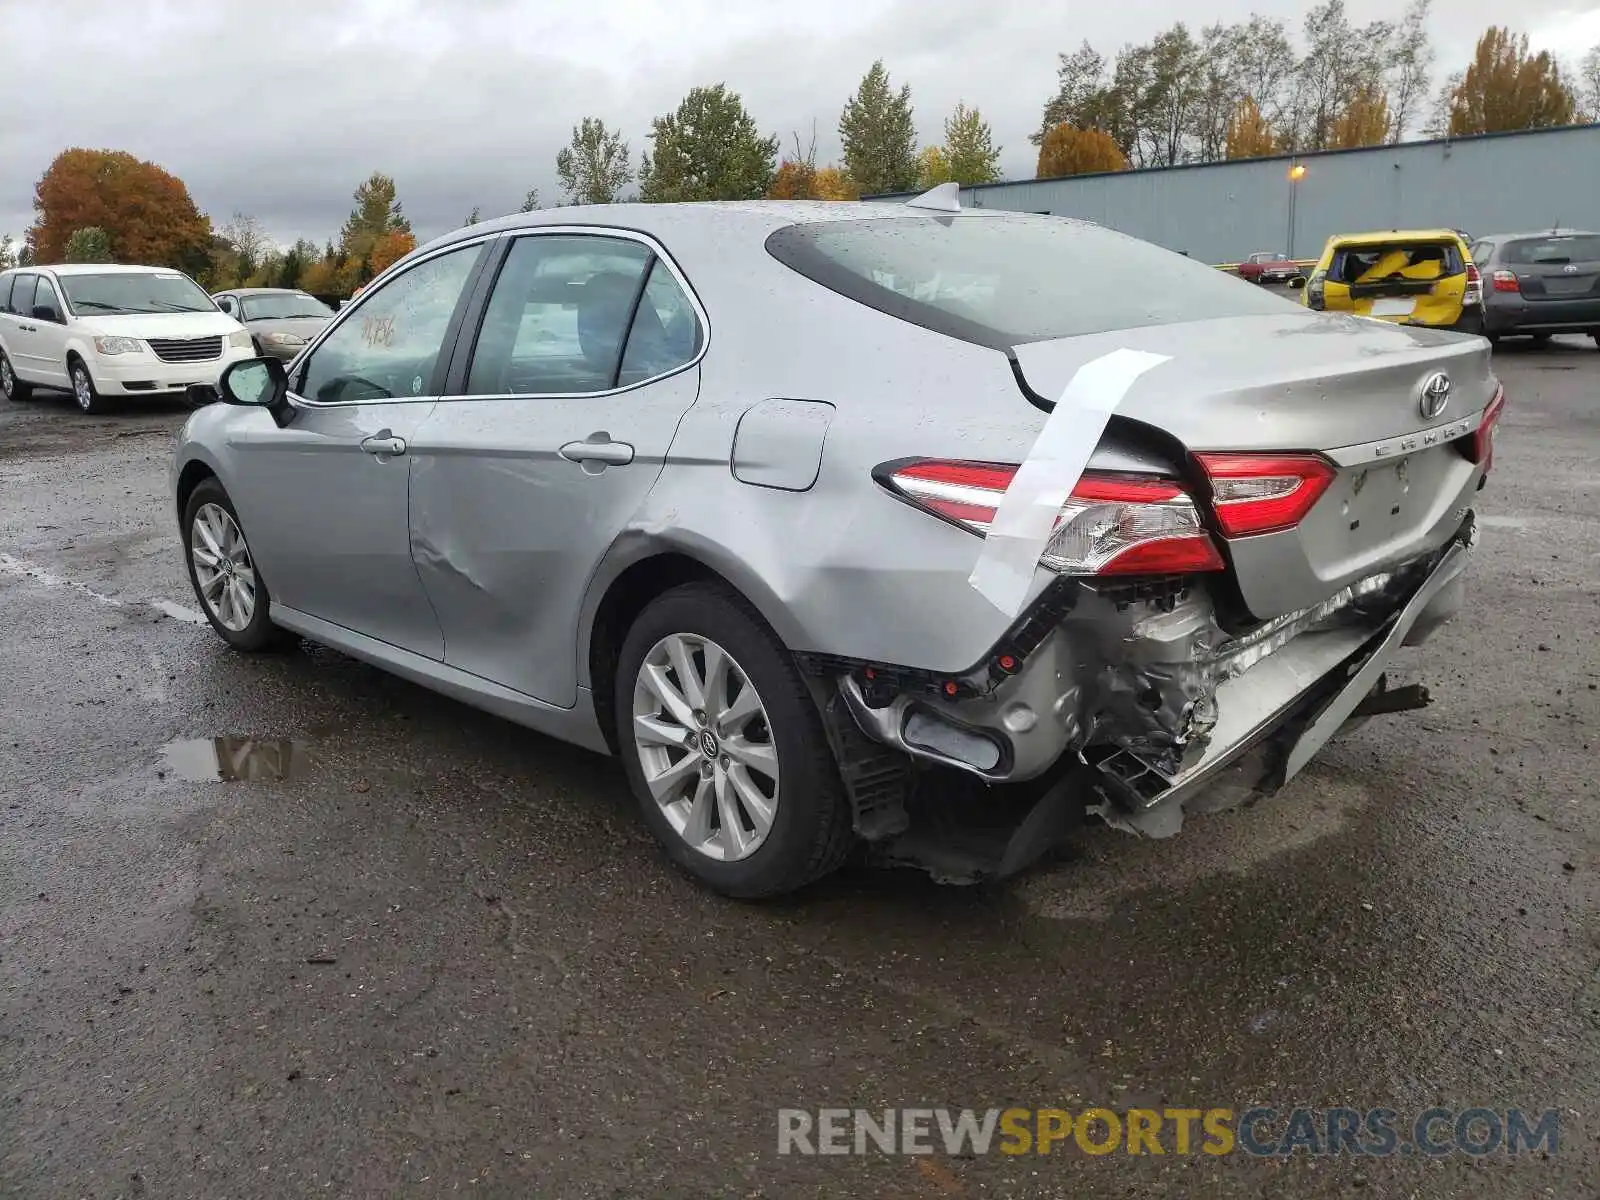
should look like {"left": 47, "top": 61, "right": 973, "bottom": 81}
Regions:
{"left": 171, "top": 197, "right": 1501, "bottom": 897}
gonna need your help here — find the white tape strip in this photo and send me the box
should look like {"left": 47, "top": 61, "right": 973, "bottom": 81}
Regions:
{"left": 968, "top": 348, "right": 1172, "bottom": 617}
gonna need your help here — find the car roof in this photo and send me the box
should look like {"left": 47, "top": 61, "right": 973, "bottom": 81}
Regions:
{"left": 417, "top": 199, "right": 992, "bottom": 258}
{"left": 215, "top": 287, "right": 311, "bottom": 296}
{"left": 1473, "top": 229, "right": 1599, "bottom": 241}
{"left": 35, "top": 263, "right": 194, "bottom": 276}
{"left": 1326, "top": 229, "right": 1466, "bottom": 246}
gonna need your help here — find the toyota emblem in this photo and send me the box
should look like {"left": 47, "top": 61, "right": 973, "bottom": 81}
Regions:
{"left": 1419, "top": 372, "right": 1451, "bottom": 419}
{"left": 1564, "top": 264, "right": 1579, "bottom": 273}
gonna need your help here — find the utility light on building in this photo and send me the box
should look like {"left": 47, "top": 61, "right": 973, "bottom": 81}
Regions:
{"left": 1289, "top": 164, "right": 1308, "bottom": 181}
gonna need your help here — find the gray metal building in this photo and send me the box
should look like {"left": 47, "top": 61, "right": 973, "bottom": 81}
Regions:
{"left": 871, "top": 123, "right": 1600, "bottom": 265}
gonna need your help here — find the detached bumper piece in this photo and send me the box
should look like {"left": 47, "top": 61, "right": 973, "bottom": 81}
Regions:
{"left": 1090, "top": 533, "right": 1472, "bottom": 839}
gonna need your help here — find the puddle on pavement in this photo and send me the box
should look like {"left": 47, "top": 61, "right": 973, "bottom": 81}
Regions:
{"left": 160, "top": 737, "right": 303, "bottom": 782}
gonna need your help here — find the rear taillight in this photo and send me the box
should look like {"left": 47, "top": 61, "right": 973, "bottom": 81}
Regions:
{"left": 1464, "top": 263, "right": 1483, "bottom": 305}
{"left": 1491, "top": 269, "right": 1521, "bottom": 294}
{"left": 1469, "top": 384, "right": 1506, "bottom": 472}
{"left": 1193, "top": 452, "right": 1337, "bottom": 537}
{"left": 880, "top": 460, "right": 1225, "bottom": 576}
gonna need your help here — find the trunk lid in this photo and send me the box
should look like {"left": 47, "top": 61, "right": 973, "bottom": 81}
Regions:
{"left": 1319, "top": 238, "right": 1466, "bottom": 326}
{"left": 1499, "top": 233, "right": 1600, "bottom": 301}
{"left": 1010, "top": 312, "right": 1496, "bottom": 619}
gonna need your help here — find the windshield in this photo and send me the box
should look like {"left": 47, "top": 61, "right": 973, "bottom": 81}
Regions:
{"left": 765, "top": 213, "right": 1294, "bottom": 349}
{"left": 240, "top": 292, "right": 334, "bottom": 321}
{"left": 58, "top": 271, "right": 215, "bottom": 315}
{"left": 1502, "top": 235, "right": 1600, "bottom": 266}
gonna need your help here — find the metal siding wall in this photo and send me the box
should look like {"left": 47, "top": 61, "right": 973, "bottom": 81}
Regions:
{"left": 954, "top": 125, "right": 1600, "bottom": 263}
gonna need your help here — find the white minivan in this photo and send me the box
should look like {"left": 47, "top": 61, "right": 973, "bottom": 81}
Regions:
{"left": 0, "top": 263, "right": 256, "bottom": 414}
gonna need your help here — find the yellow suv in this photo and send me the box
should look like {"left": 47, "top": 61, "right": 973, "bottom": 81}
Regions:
{"left": 1303, "top": 229, "right": 1484, "bottom": 333}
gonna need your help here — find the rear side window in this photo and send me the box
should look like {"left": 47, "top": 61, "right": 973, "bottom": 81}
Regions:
{"left": 765, "top": 213, "right": 1294, "bottom": 350}
{"left": 1501, "top": 235, "right": 1600, "bottom": 265}
{"left": 7, "top": 274, "right": 36, "bottom": 315}
{"left": 0, "top": 275, "right": 12, "bottom": 314}
{"left": 1329, "top": 242, "right": 1462, "bottom": 285}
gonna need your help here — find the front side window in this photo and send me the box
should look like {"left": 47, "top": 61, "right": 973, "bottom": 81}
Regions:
{"left": 465, "top": 234, "right": 656, "bottom": 396}
{"left": 296, "top": 244, "right": 482, "bottom": 404}
{"left": 57, "top": 271, "right": 214, "bottom": 315}
{"left": 32, "top": 278, "right": 64, "bottom": 321}
{"left": 241, "top": 292, "right": 334, "bottom": 321}
{"left": 766, "top": 213, "right": 1294, "bottom": 349}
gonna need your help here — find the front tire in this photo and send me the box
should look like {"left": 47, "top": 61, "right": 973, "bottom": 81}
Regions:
{"left": 182, "top": 478, "right": 289, "bottom": 652}
{"left": 614, "top": 582, "right": 853, "bottom": 899}
{"left": 69, "top": 356, "right": 112, "bottom": 414}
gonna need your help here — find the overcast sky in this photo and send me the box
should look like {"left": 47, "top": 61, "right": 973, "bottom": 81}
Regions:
{"left": 4, "top": 0, "right": 1598, "bottom": 250}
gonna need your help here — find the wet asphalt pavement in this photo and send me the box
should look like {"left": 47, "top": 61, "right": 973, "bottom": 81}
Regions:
{"left": 2, "top": 337, "right": 1597, "bottom": 1199}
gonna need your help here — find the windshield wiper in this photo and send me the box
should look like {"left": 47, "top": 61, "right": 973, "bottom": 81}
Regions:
{"left": 69, "top": 299, "right": 126, "bottom": 312}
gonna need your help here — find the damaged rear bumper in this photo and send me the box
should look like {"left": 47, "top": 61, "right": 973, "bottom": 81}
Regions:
{"left": 830, "top": 516, "right": 1474, "bottom": 842}
{"left": 1092, "top": 534, "right": 1470, "bottom": 837}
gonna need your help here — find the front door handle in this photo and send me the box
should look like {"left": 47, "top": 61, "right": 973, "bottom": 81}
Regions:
{"left": 18, "top": 324, "right": 35, "bottom": 332}
{"left": 360, "top": 432, "right": 407, "bottom": 457}
{"left": 559, "top": 433, "right": 634, "bottom": 468}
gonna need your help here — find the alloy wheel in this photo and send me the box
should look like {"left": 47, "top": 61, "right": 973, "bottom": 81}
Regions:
{"left": 1, "top": 357, "right": 14, "bottom": 397}
{"left": 631, "top": 632, "right": 780, "bottom": 862}
{"left": 190, "top": 502, "right": 258, "bottom": 631}
{"left": 72, "top": 366, "right": 93, "bottom": 411}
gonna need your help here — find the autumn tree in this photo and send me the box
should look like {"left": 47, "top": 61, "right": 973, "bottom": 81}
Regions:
{"left": 64, "top": 227, "right": 113, "bottom": 263}
{"left": 368, "top": 230, "right": 417, "bottom": 276}
{"left": 277, "top": 239, "right": 318, "bottom": 290}
{"left": 520, "top": 189, "right": 541, "bottom": 212}
{"left": 29, "top": 148, "right": 212, "bottom": 272}
{"left": 943, "top": 103, "right": 1000, "bottom": 184}
{"left": 839, "top": 61, "right": 918, "bottom": 194}
{"left": 639, "top": 84, "right": 777, "bottom": 203}
{"left": 1330, "top": 84, "right": 1391, "bottom": 147}
{"left": 465, "top": 206, "right": 482, "bottom": 225}
{"left": 338, "top": 172, "right": 409, "bottom": 276}
{"left": 1036, "top": 125, "right": 1128, "bottom": 178}
{"left": 0, "top": 234, "right": 16, "bottom": 270}
{"left": 1225, "top": 97, "right": 1278, "bottom": 158}
{"left": 1445, "top": 26, "right": 1578, "bottom": 135}
{"left": 810, "top": 167, "right": 859, "bottom": 200}
{"left": 555, "top": 117, "right": 632, "bottom": 205}
{"left": 914, "top": 147, "right": 951, "bottom": 190}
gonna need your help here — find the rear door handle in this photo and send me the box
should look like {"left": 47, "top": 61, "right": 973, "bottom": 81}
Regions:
{"left": 559, "top": 434, "right": 634, "bottom": 467}
{"left": 360, "top": 433, "right": 407, "bottom": 457}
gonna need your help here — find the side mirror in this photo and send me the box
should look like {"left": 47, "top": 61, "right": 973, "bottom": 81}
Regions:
{"left": 185, "top": 383, "right": 221, "bottom": 408}
{"left": 1289, "top": 276, "right": 1307, "bottom": 290}
{"left": 219, "top": 357, "right": 292, "bottom": 426}
{"left": 32, "top": 305, "right": 58, "bottom": 323}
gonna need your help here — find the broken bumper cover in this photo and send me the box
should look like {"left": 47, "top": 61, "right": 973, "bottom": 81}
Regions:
{"left": 837, "top": 520, "right": 1472, "bottom": 834}
{"left": 1092, "top": 535, "right": 1472, "bottom": 836}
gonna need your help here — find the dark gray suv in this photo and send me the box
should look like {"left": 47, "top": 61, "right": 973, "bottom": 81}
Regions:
{"left": 1469, "top": 230, "right": 1600, "bottom": 347}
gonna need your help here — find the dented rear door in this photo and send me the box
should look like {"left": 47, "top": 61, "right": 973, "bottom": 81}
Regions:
{"left": 407, "top": 232, "right": 705, "bottom": 708}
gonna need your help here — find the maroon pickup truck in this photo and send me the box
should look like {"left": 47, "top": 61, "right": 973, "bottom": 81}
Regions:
{"left": 1237, "top": 251, "right": 1305, "bottom": 285}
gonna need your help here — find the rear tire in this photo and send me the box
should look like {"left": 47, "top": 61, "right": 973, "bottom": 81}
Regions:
{"left": 614, "top": 582, "right": 854, "bottom": 899}
{"left": 1531, "top": 333, "right": 1553, "bottom": 346}
{"left": 69, "top": 356, "right": 112, "bottom": 415}
{"left": 0, "top": 350, "right": 31, "bottom": 402}
{"left": 181, "top": 478, "right": 293, "bottom": 652}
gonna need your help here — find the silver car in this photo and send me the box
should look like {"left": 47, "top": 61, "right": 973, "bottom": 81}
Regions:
{"left": 211, "top": 288, "right": 335, "bottom": 361}
{"left": 170, "top": 198, "right": 1502, "bottom": 897}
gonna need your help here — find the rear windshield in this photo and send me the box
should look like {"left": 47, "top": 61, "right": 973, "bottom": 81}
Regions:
{"left": 1329, "top": 242, "right": 1462, "bottom": 285}
{"left": 1501, "top": 234, "right": 1600, "bottom": 265}
{"left": 764, "top": 213, "right": 1295, "bottom": 349}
